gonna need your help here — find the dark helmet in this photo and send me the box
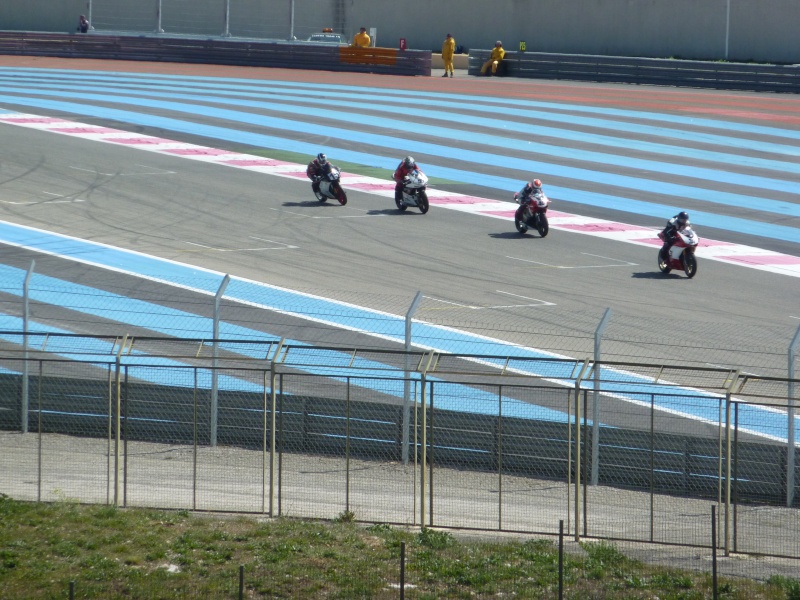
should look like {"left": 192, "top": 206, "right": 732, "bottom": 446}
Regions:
{"left": 316, "top": 152, "right": 327, "bottom": 165}
{"left": 532, "top": 178, "right": 542, "bottom": 190}
{"left": 677, "top": 211, "right": 689, "bottom": 225}
{"left": 403, "top": 156, "right": 416, "bottom": 169}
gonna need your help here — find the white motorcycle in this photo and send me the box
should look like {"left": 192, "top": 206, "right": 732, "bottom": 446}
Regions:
{"left": 395, "top": 169, "right": 429, "bottom": 214}
{"left": 315, "top": 164, "right": 347, "bottom": 205}
{"left": 657, "top": 226, "right": 699, "bottom": 278}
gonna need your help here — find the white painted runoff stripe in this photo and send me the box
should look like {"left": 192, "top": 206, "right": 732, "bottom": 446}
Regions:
{"left": 3, "top": 111, "right": 798, "bottom": 278}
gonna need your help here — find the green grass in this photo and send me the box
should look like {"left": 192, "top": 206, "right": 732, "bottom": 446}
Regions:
{"left": 0, "top": 494, "right": 796, "bottom": 599}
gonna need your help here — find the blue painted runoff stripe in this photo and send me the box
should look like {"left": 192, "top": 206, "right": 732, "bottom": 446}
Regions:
{"left": 4, "top": 67, "right": 800, "bottom": 144}
{"left": 3, "top": 73, "right": 799, "bottom": 176}
{"left": 1, "top": 96, "right": 799, "bottom": 244}
{"left": 1, "top": 222, "right": 795, "bottom": 442}
{"left": 0, "top": 266, "right": 571, "bottom": 424}
{"left": 4, "top": 79, "right": 797, "bottom": 198}
{"left": 3, "top": 86, "right": 799, "bottom": 212}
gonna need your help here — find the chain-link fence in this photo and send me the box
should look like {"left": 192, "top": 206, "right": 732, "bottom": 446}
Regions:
{"left": 1, "top": 338, "right": 798, "bottom": 580}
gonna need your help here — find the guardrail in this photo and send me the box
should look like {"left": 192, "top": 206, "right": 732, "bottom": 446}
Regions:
{"left": 469, "top": 50, "right": 800, "bottom": 92}
{"left": 0, "top": 31, "right": 431, "bottom": 76}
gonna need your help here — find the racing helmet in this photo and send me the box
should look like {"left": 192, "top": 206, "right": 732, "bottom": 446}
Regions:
{"left": 677, "top": 211, "right": 689, "bottom": 225}
{"left": 403, "top": 156, "right": 416, "bottom": 169}
{"left": 532, "top": 178, "right": 542, "bottom": 190}
{"left": 316, "top": 153, "right": 327, "bottom": 165}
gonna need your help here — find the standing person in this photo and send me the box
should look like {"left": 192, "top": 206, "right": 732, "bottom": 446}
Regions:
{"left": 77, "top": 15, "right": 90, "bottom": 33}
{"left": 441, "top": 33, "right": 456, "bottom": 78}
{"left": 352, "top": 27, "right": 371, "bottom": 48}
{"left": 393, "top": 156, "right": 418, "bottom": 203}
{"left": 480, "top": 40, "right": 505, "bottom": 75}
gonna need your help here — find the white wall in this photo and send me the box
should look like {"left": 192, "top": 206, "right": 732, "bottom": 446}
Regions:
{"left": 1, "top": 0, "right": 797, "bottom": 64}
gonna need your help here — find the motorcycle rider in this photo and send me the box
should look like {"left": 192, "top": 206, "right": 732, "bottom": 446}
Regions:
{"left": 514, "top": 179, "right": 544, "bottom": 205}
{"left": 661, "top": 211, "right": 690, "bottom": 255}
{"left": 393, "top": 156, "right": 419, "bottom": 203}
{"left": 306, "top": 153, "right": 334, "bottom": 200}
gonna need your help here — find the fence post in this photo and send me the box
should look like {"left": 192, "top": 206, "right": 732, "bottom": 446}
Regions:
{"left": 573, "top": 360, "right": 592, "bottom": 542}
{"left": 155, "top": 0, "right": 164, "bottom": 33}
{"left": 113, "top": 335, "right": 127, "bottom": 507}
{"left": 269, "top": 340, "right": 284, "bottom": 518}
{"left": 591, "top": 308, "right": 612, "bottom": 486}
{"left": 223, "top": 0, "right": 231, "bottom": 37}
{"left": 403, "top": 291, "right": 423, "bottom": 464}
{"left": 400, "top": 541, "right": 406, "bottom": 600}
{"left": 238, "top": 564, "right": 244, "bottom": 600}
{"left": 724, "top": 394, "right": 732, "bottom": 556}
{"left": 558, "top": 519, "right": 564, "bottom": 600}
{"left": 21, "top": 260, "right": 35, "bottom": 434}
{"left": 210, "top": 274, "right": 230, "bottom": 448}
{"left": 711, "top": 505, "right": 718, "bottom": 600}
{"left": 788, "top": 324, "right": 800, "bottom": 507}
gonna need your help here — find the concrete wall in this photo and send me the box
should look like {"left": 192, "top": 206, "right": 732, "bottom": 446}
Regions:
{"left": 2, "top": 0, "right": 798, "bottom": 64}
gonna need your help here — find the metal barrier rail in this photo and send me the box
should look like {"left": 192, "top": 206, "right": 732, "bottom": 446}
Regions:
{"left": 468, "top": 50, "right": 800, "bottom": 92}
{"left": 0, "top": 31, "right": 432, "bottom": 76}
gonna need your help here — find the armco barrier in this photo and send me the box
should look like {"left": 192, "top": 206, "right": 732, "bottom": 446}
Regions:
{"left": 0, "top": 31, "right": 431, "bottom": 76}
{"left": 469, "top": 50, "right": 800, "bottom": 92}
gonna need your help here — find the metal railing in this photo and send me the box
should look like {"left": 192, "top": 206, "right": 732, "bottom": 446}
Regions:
{"left": 1, "top": 337, "right": 798, "bottom": 562}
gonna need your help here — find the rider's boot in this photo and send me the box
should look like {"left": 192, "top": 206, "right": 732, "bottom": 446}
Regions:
{"left": 312, "top": 181, "right": 323, "bottom": 200}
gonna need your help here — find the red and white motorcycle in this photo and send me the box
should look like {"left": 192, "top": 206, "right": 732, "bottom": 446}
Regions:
{"left": 514, "top": 190, "right": 551, "bottom": 237}
{"left": 657, "top": 226, "right": 699, "bottom": 278}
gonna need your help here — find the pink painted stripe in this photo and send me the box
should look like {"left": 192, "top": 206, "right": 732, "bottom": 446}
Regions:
{"left": 719, "top": 254, "right": 800, "bottom": 266}
{"left": 107, "top": 137, "right": 177, "bottom": 146}
{"left": 49, "top": 126, "right": 120, "bottom": 134}
{"left": 162, "top": 147, "right": 232, "bottom": 155}
{"left": 428, "top": 195, "right": 490, "bottom": 205}
{"left": 348, "top": 183, "right": 394, "bottom": 191}
{"left": 0, "top": 116, "right": 66, "bottom": 124}
{"left": 282, "top": 171, "right": 309, "bottom": 178}
{"left": 558, "top": 222, "right": 652, "bottom": 233}
{"left": 222, "top": 158, "right": 293, "bottom": 167}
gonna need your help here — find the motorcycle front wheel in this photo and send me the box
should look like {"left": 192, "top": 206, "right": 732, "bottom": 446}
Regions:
{"left": 683, "top": 252, "right": 698, "bottom": 279}
{"left": 514, "top": 208, "right": 528, "bottom": 234}
{"left": 657, "top": 248, "right": 672, "bottom": 274}
{"left": 417, "top": 191, "right": 429, "bottom": 214}
{"left": 536, "top": 213, "right": 549, "bottom": 237}
{"left": 333, "top": 183, "right": 347, "bottom": 206}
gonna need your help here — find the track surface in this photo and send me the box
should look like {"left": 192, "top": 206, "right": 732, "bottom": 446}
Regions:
{"left": 0, "top": 56, "right": 798, "bottom": 381}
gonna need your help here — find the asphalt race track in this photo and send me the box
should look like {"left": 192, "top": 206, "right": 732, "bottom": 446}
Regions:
{"left": 0, "top": 56, "right": 798, "bottom": 423}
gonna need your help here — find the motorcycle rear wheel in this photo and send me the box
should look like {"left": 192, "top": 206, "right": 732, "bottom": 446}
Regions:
{"left": 657, "top": 248, "right": 672, "bottom": 274}
{"left": 418, "top": 191, "right": 429, "bottom": 214}
{"left": 536, "top": 213, "right": 549, "bottom": 237}
{"left": 683, "top": 252, "right": 698, "bottom": 279}
{"left": 395, "top": 197, "right": 407, "bottom": 211}
{"left": 333, "top": 184, "right": 347, "bottom": 206}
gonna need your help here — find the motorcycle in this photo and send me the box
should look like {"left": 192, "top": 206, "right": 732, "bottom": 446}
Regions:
{"left": 657, "top": 226, "right": 699, "bottom": 278}
{"left": 514, "top": 190, "right": 550, "bottom": 236}
{"left": 315, "top": 163, "right": 347, "bottom": 205}
{"left": 396, "top": 169, "right": 429, "bottom": 214}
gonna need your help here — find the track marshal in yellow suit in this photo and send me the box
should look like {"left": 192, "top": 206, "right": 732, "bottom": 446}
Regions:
{"left": 441, "top": 33, "right": 455, "bottom": 77}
